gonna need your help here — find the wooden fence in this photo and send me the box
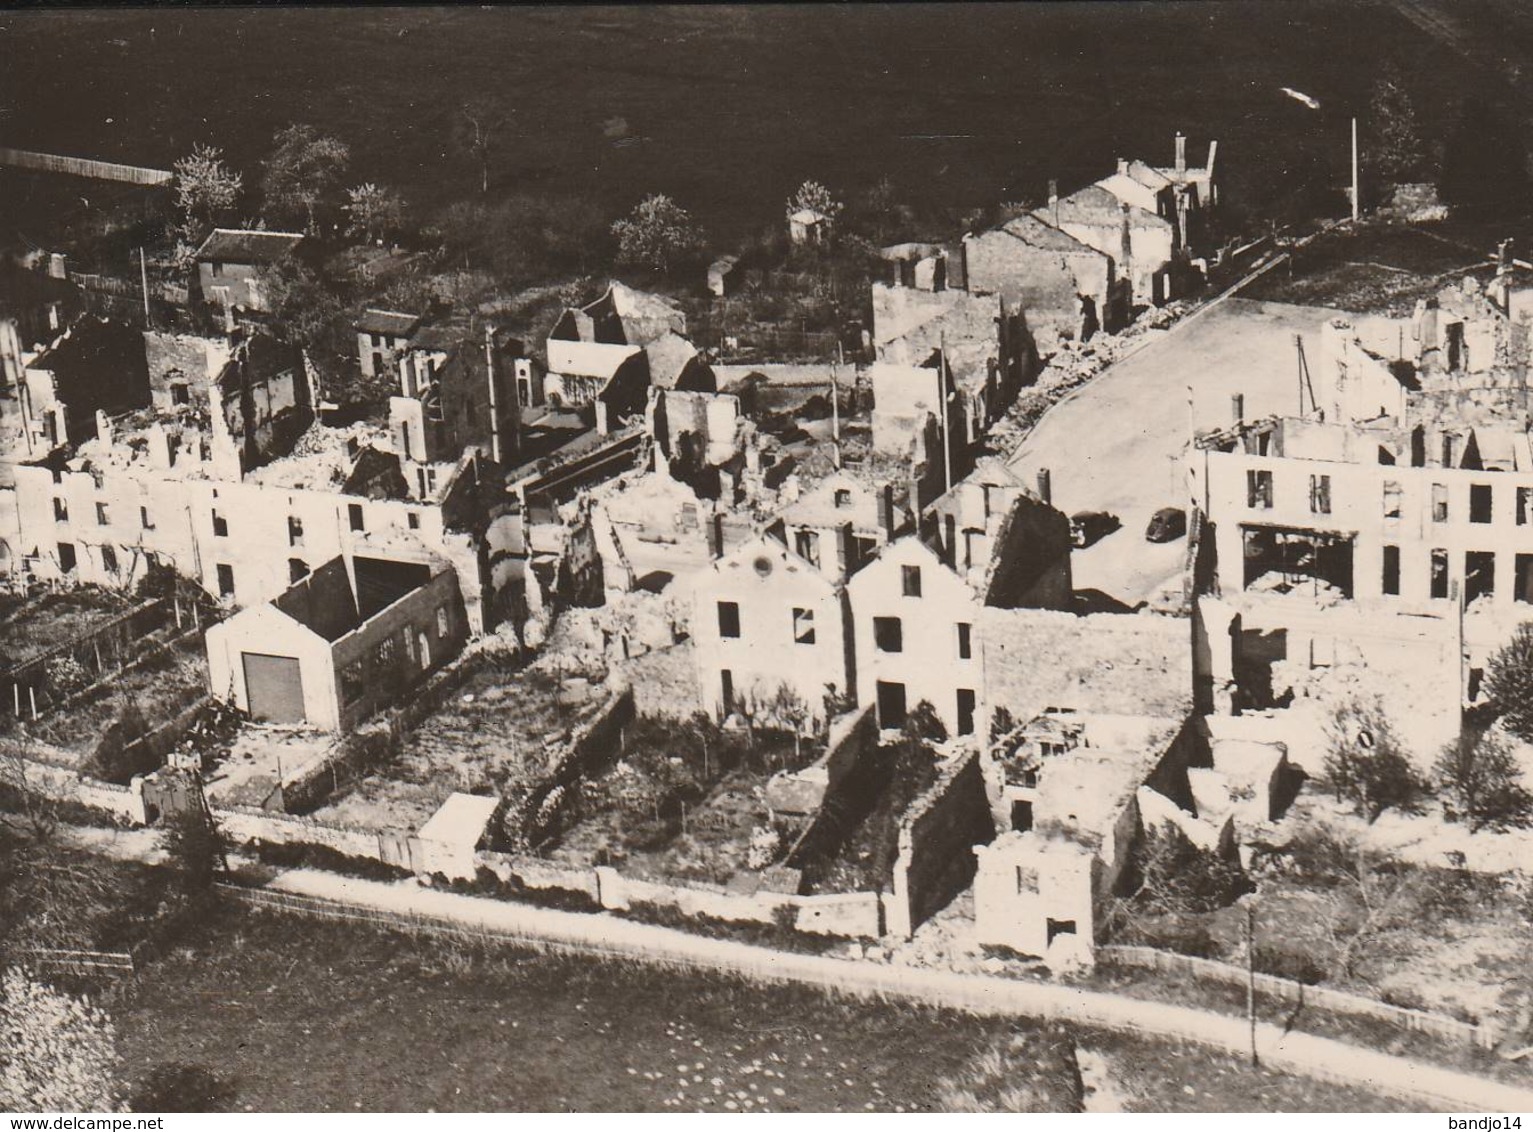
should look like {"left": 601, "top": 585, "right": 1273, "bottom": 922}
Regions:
{"left": 3, "top": 588, "right": 218, "bottom": 720}
{"left": 1097, "top": 944, "right": 1497, "bottom": 1050}
{"left": 0, "top": 147, "right": 172, "bottom": 186}
{"left": 17, "top": 947, "right": 138, "bottom": 977}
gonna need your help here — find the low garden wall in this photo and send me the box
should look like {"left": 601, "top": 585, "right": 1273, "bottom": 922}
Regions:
{"left": 214, "top": 804, "right": 387, "bottom": 862}
{"left": 1098, "top": 944, "right": 1498, "bottom": 1050}
{"left": 0, "top": 739, "right": 148, "bottom": 825}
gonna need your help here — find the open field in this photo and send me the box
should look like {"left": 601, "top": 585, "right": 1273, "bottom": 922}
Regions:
{"left": 105, "top": 903, "right": 1424, "bottom": 1112}
{"left": 0, "top": 3, "right": 1492, "bottom": 251}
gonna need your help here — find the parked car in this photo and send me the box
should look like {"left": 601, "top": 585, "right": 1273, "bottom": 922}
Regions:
{"left": 1069, "top": 510, "right": 1120, "bottom": 549}
{"left": 1145, "top": 506, "right": 1187, "bottom": 543}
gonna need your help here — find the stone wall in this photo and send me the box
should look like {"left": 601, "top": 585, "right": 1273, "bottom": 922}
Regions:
{"left": 214, "top": 804, "right": 385, "bottom": 860}
{"left": 888, "top": 749, "right": 995, "bottom": 938}
{"left": 981, "top": 608, "right": 1191, "bottom": 722}
{"left": 618, "top": 640, "right": 700, "bottom": 719}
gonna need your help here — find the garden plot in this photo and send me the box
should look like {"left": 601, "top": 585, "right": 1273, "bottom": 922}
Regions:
{"left": 0, "top": 586, "right": 132, "bottom": 669}
{"left": 543, "top": 717, "right": 820, "bottom": 887}
{"left": 310, "top": 665, "right": 608, "bottom": 833}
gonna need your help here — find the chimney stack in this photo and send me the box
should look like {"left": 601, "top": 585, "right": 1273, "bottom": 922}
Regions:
{"left": 1175, "top": 132, "right": 1187, "bottom": 175}
{"left": 1036, "top": 467, "right": 1052, "bottom": 505}
{"left": 1048, "top": 179, "right": 1060, "bottom": 228}
{"left": 878, "top": 483, "right": 895, "bottom": 538}
{"left": 1117, "top": 157, "right": 1129, "bottom": 177}
{"left": 1231, "top": 393, "right": 1244, "bottom": 423}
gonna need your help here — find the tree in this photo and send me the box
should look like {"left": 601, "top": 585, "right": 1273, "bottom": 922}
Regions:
{"left": 1366, "top": 62, "right": 1428, "bottom": 188}
{"left": 1435, "top": 728, "right": 1533, "bottom": 832}
{"left": 1129, "top": 822, "right": 1248, "bottom": 915}
{"left": 1322, "top": 694, "right": 1421, "bottom": 822}
{"left": 343, "top": 183, "right": 406, "bottom": 244}
{"left": 261, "top": 124, "right": 351, "bottom": 234}
{"left": 158, "top": 800, "right": 227, "bottom": 896}
{"left": 785, "top": 180, "right": 844, "bottom": 227}
{"left": 0, "top": 967, "right": 122, "bottom": 1112}
{"left": 1485, "top": 623, "right": 1533, "bottom": 743}
{"left": 611, "top": 194, "right": 705, "bottom": 275}
{"left": 1439, "top": 97, "right": 1533, "bottom": 218}
{"left": 169, "top": 143, "right": 243, "bottom": 262}
{"left": 458, "top": 97, "right": 512, "bottom": 196}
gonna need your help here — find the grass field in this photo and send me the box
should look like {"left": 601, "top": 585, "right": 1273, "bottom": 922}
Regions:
{"left": 104, "top": 903, "right": 1426, "bottom": 1112}
{"left": 0, "top": 3, "right": 1490, "bottom": 251}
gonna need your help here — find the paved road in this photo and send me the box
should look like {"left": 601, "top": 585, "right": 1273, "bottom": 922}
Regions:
{"left": 241, "top": 868, "right": 1533, "bottom": 1113}
{"left": 1009, "top": 298, "right": 1347, "bottom": 607}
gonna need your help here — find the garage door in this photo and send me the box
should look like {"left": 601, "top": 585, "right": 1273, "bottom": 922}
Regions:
{"left": 242, "top": 653, "right": 305, "bottom": 724}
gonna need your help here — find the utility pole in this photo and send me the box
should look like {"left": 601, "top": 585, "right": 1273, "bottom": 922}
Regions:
{"left": 831, "top": 342, "right": 843, "bottom": 468}
{"left": 1244, "top": 897, "right": 1259, "bottom": 1067}
{"left": 938, "top": 332, "right": 953, "bottom": 495}
{"left": 138, "top": 247, "right": 151, "bottom": 326}
{"left": 1351, "top": 116, "right": 1360, "bottom": 223}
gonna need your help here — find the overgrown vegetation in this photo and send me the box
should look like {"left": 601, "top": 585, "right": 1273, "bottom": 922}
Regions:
{"left": 1321, "top": 695, "right": 1422, "bottom": 823}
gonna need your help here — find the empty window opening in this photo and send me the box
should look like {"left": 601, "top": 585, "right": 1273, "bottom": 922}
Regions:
{"left": 717, "top": 601, "right": 741, "bottom": 639}
{"left": 1309, "top": 474, "right": 1331, "bottom": 515}
{"left": 1471, "top": 483, "right": 1494, "bottom": 524}
{"left": 792, "top": 607, "right": 815, "bottom": 645}
{"left": 1430, "top": 548, "right": 1449, "bottom": 599}
{"left": 1466, "top": 550, "right": 1496, "bottom": 603}
{"left": 1382, "top": 544, "right": 1400, "bottom": 596}
{"left": 873, "top": 616, "right": 903, "bottom": 653}
{"left": 1246, "top": 469, "right": 1273, "bottom": 509}
{"left": 1382, "top": 481, "right": 1401, "bottom": 519}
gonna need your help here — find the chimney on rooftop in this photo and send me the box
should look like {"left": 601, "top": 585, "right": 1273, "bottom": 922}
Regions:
{"left": 1036, "top": 467, "right": 1052, "bottom": 505}
{"left": 1175, "top": 132, "right": 1187, "bottom": 175}
{"left": 1117, "top": 157, "right": 1129, "bottom": 177}
{"left": 1231, "top": 393, "right": 1244, "bottom": 423}
{"left": 878, "top": 483, "right": 895, "bottom": 538}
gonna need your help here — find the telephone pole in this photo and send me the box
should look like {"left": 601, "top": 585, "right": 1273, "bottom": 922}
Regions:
{"left": 1351, "top": 116, "right": 1360, "bottom": 223}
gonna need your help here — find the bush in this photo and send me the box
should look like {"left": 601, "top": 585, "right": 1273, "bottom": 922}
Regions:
{"left": 86, "top": 701, "right": 159, "bottom": 785}
{"left": 442, "top": 866, "right": 601, "bottom": 914}
{"left": 246, "top": 839, "right": 411, "bottom": 882}
{"left": 1253, "top": 944, "right": 1327, "bottom": 985}
{"left": 159, "top": 802, "right": 227, "bottom": 895}
{"left": 1485, "top": 623, "right": 1533, "bottom": 743}
{"left": 1435, "top": 728, "right": 1533, "bottom": 832}
{"left": 620, "top": 898, "right": 842, "bottom": 955}
{"left": 1322, "top": 695, "right": 1423, "bottom": 822}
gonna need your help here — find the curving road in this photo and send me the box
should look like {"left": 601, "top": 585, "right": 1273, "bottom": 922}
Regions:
{"left": 1008, "top": 297, "right": 1348, "bottom": 607}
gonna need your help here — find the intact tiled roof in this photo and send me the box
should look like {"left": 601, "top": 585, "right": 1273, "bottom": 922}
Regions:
{"left": 356, "top": 308, "right": 423, "bottom": 337}
{"left": 194, "top": 228, "right": 305, "bottom": 265}
{"left": 1040, "top": 185, "right": 1170, "bottom": 231}
{"left": 994, "top": 214, "right": 1105, "bottom": 256}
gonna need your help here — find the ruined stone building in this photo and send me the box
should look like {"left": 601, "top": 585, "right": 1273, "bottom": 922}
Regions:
{"left": 356, "top": 308, "right": 424, "bottom": 381}
{"left": 193, "top": 228, "right": 305, "bottom": 314}
{"left": 544, "top": 282, "right": 691, "bottom": 432}
{"left": 206, "top": 554, "right": 469, "bottom": 731}
{"left": 960, "top": 214, "right": 1129, "bottom": 345}
{"left": 692, "top": 533, "right": 856, "bottom": 726}
{"left": 1035, "top": 181, "right": 1174, "bottom": 308}
{"left": 846, "top": 485, "right": 1074, "bottom": 738}
{"left": 389, "top": 325, "right": 521, "bottom": 472}
{"left": 2, "top": 318, "right": 150, "bottom": 455}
